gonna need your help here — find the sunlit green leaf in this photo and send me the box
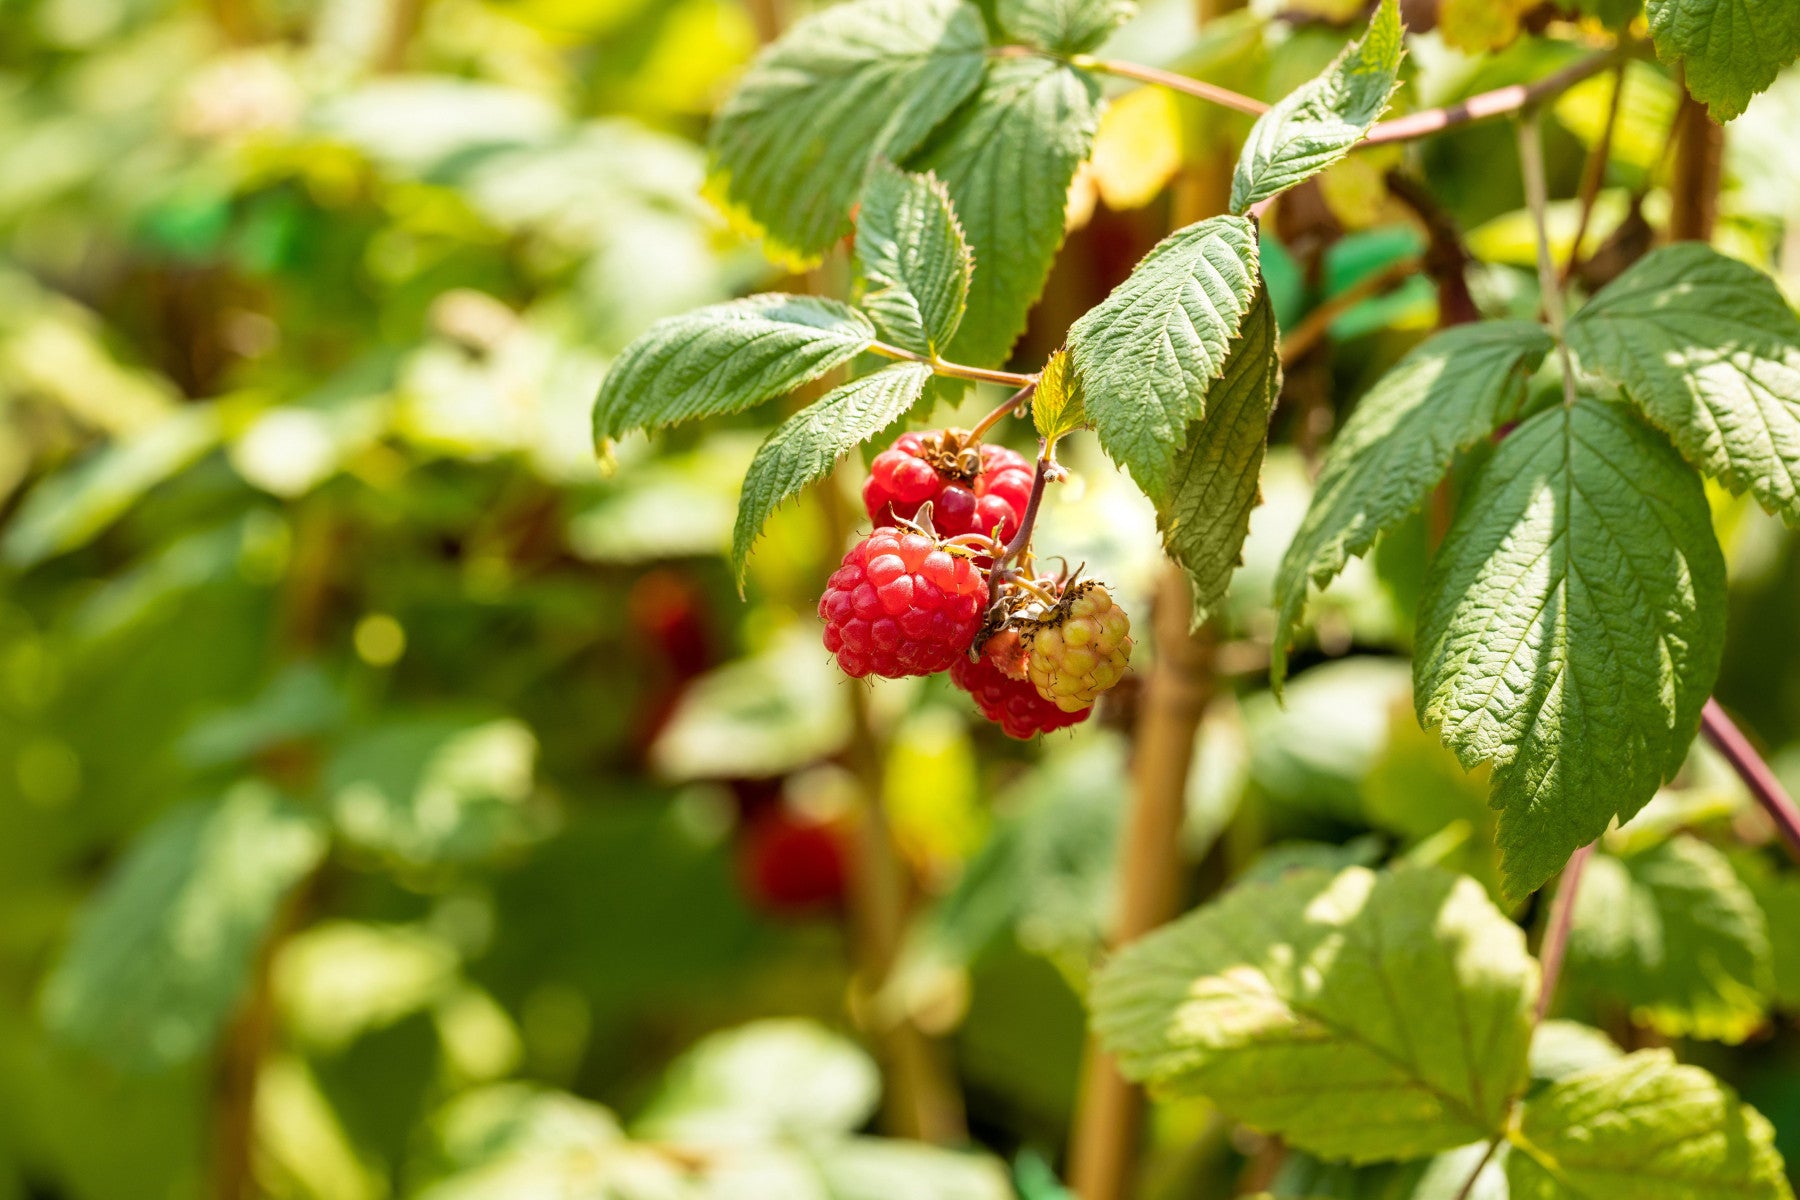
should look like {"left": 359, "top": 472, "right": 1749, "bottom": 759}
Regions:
{"left": 997, "top": 0, "right": 1137, "bottom": 54}
{"left": 1645, "top": 0, "right": 1800, "bottom": 121}
{"left": 854, "top": 164, "right": 971, "bottom": 356}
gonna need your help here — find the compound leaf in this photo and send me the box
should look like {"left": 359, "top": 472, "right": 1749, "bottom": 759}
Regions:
{"left": 1273, "top": 320, "right": 1554, "bottom": 688}
{"left": 1566, "top": 242, "right": 1800, "bottom": 526}
{"left": 592, "top": 295, "right": 875, "bottom": 446}
{"left": 1158, "top": 286, "right": 1280, "bottom": 627}
{"left": 911, "top": 56, "right": 1102, "bottom": 370}
{"left": 1564, "top": 835, "right": 1772, "bottom": 1043}
{"left": 731, "top": 363, "right": 932, "bottom": 583}
{"left": 1645, "top": 0, "right": 1800, "bottom": 121}
{"left": 707, "top": 0, "right": 988, "bottom": 262}
{"left": 42, "top": 784, "right": 326, "bottom": 1071}
{"left": 1415, "top": 399, "right": 1727, "bottom": 901}
{"left": 1231, "top": 0, "right": 1403, "bottom": 214}
{"left": 1091, "top": 865, "right": 1537, "bottom": 1163}
{"left": 1068, "top": 214, "right": 1260, "bottom": 503}
{"left": 1507, "top": 1050, "right": 1794, "bottom": 1200}
{"left": 855, "top": 163, "right": 972, "bottom": 357}
{"left": 997, "top": 0, "right": 1137, "bottom": 54}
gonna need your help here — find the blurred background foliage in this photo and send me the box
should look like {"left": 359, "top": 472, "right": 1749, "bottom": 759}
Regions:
{"left": 2, "top": 0, "right": 1800, "bottom": 1197}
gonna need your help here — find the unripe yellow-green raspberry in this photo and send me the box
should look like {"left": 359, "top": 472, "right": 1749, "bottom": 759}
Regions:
{"left": 1023, "top": 582, "right": 1132, "bottom": 712}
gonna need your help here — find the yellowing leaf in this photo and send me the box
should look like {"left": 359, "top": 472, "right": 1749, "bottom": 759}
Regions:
{"left": 1090, "top": 86, "right": 1184, "bottom": 211}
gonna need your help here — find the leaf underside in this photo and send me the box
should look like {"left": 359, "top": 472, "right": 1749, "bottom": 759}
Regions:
{"left": 1414, "top": 399, "right": 1727, "bottom": 901}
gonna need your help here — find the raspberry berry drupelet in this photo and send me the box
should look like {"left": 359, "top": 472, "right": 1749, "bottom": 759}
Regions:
{"left": 818, "top": 527, "right": 986, "bottom": 679}
{"left": 951, "top": 635, "right": 1091, "bottom": 739}
{"left": 1022, "top": 582, "right": 1133, "bottom": 713}
{"left": 863, "top": 430, "right": 1034, "bottom": 542}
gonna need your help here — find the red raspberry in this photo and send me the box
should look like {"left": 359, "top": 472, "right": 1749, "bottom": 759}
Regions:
{"left": 738, "top": 811, "right": 849, "bottom": 914}
{"left": 952, "top": 643, "right": 1091, "bottom": 739}
{"left": 863, "top": 430, "right": 1034, "bottom": 542}
{"left": 817, "top": 528, "right": 985, "bottom": 678}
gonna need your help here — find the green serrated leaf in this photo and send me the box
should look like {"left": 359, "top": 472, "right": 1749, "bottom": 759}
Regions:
{"left": 1032, "top": 348, "right": 1085, "bottom": 444}
{"left": 706, "top": 0, "right": 988, "bottom": 261}
{"left": 855, "top": 163, "right": 972, "bottom": 357}
{"left": 1565, "top": 243, "right": 1800, "bottom": 526}
{"left": 1272, "top": 320, "right": 1554, "bottom": 688}
{"left": 1646, "top": 0, "right": 1800, "bottom": 122}
{"left": 1415, "top": 399, "right": 1727, "bottom": 901}
{"left": 1230, "top": 0, "right": 1403, "bottom": 214}
{"left": 1158, "top": 285, "right": 1280, "bottom": 627}
{"left": 41, "top": 783, "right": 326, "bottom": 1071}
{"left": 1068, "top": 215, "right": 1260, "bottom": 503}
{"left": 997, "top": 0, "right": 1137, "bottom": 54}
{"left": 1507, "top": 1050, "right": 1794, "bottom": 1200}
{"left": 1564, "top": 835, "right": 1771, "bottom": 1043}
{"left": 731, "top": 363, "right": 932, "bottom": 583}
{"left": 591, "top": 295, "right": 875, "bottom": 446}
{"left": 910, "top": 56, "right": 1102, "bottom": 369}
{"left": 1091, "top": 865, "right": 1536, "bottom": 1163}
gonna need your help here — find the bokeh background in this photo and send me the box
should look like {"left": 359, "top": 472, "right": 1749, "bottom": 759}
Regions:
{"left": 3, "top": 0, "right": 1800, "bottom": 1197}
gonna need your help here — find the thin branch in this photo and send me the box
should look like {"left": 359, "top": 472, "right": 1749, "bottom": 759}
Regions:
{"left": 1516, "top": 109, "right": 1580, "bottom": 408}
{"left": 1279, "top": 254, "right": 1422, "bottom": 365}
{"left": 1702, "top": 698, "right": 1800, "bottom": 862}
{"left": 866, "top": 341, "right": 1038, "bottom": 388}
{"left": 1452, "top": 1137, "right": 1505, "bottom": 1200}
{"left": 969, "top": 382, "right": 1037, "bottom": 441}
{"left": 1562, "top": 59, "right": 1627, "bottom": 284}
{"left": 1365, "top": 45, "right": 1635, "bottom": 146}
{"left": 1535, "top": 841, "right": 1596, "bottom": 1022}
{"left": 984, "top": 444, "right": 1052, "bottom": 611}
{"left": 1077, "top": 54, "right": 1270, "bottom": 116}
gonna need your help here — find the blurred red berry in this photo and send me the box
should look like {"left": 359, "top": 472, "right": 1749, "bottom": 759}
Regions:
{"left": 817, "top": 528, "right": 985, "bottom": 678}
{"left": 863, "top": 430, "right": 1034, "bottom": 543}
{"left": 738, "top": 812, "right": 849, "bottom": 914}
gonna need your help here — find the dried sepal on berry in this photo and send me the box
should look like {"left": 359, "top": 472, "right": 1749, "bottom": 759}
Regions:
{"left": 817, "top": 527, "right": 986, "bottom": 679}
{"left": 1021, "top": 581, "right": 1133, "bottom": 712}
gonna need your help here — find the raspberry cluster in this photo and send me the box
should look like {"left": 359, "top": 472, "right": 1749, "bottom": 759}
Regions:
{"left": 864, "top": 430, "right": 1034, "bottom": 542}
{"left": 1024, "top": 583, "right": 1133, "bottom": 712}
{"left": 817, "top": 527, "right": 985, "bottom": 678}
{"left": 819, "top": 430, "right": 1133, "bottom": 738}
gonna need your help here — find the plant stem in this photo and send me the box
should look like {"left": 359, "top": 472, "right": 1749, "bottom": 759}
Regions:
{"left": 984, "top": 444, "right": 1052, "bottom": 610}
{"left": 1669, "top": 80, "right": 1725, "bottom": 242}
{"left": 1701, "top": 699, "right": 1800, "bottom": 861}
{"left": 969, "top": 382, "right": 1037, "bottom": 442}
{"left": 1516, "top": 109, "right": 1581, "bottom": 409}
{"left": 1279, "top": 254, "right": 1422, "bottom": 365}
{"left": 1367, "top": 46, "right": 1631, "bottom": 145}
{"left": 867, "top": 340, "right": 1038, "bottom": 388}
{"left": 1451, "top": 1137, "right": 1505, "bottom": 1200}
{"left": 1068, "top": 568, "right": 1217, "bottom": 1200}
{"left": 1562, "top": 60, "right": 1626, "bottom": 284}
{"left": 1077, "top": 55, "right": 1270, "bottom": 116}
{"left": 1535, "top": 840, "right": 1595, "bottom": 1022}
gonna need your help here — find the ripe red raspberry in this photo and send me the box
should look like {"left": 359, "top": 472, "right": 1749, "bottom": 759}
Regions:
{"left": 1024, "top": 582, "right": 1133, "bottom": 712}
{"left": 738, "top": 811, "right": 849, "bottom": 914}
{"left": 952, "top": 642, "right": 1091, "bottom": 739}
{"left": 817, "top": 528, "right": 985, "bottom": 678}
{"left": 863, "top": 430, "right": 1034, "bottom": 542}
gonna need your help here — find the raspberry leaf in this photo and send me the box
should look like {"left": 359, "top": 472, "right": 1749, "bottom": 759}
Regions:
{"left": 706, "top": 0, "right": 988, "bottom": 263}
{"left": 854, "top": 164, "right": 972, "bottom": 358}
{"left": 1415, "top": 399, "right": 1727, "bottom": 901}
{"left": 1229, "top": 0, "right": 1403, "bottom": 215}
{"left": 1067, "top": 214, "right": 1260, "bottom": 504}
{"left": 1506, "top": 1051, "right": 1792, "bottom": 1200}
{"left": 1563, "top": 836, "right": 1772, "bottom": 1044}
{"left": 909, "top": 55, "right": 1102, "bottom": 370}
{"left": 1031, "top": 347, "right": 1086, "bottom": 445}
{"left": 996, "top": 0, "right": 1137, "bottom": 55}
{"left": 731, "top": 363, "right": 932, "bottom": 587}
{"left": 1645, "top": 0, "right": 1800, "bottom": 121}
{"left": 1090, "top": 865, "right": 1536, "bottom": 1163}
{"left": 592, "top": 295, "right": 876, "bottom": 447}
{"left": 1271, "top": 320, "right": 1554, "bottom": 690}
{"left": 41, "top": 784, "right": 326, "bottom": 1071}
{"left": 1157, "top": 284, "right": 1280, "bottom": 628}
{"left": 1565, "top": 243, "right": 1800, "bottom": 526}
